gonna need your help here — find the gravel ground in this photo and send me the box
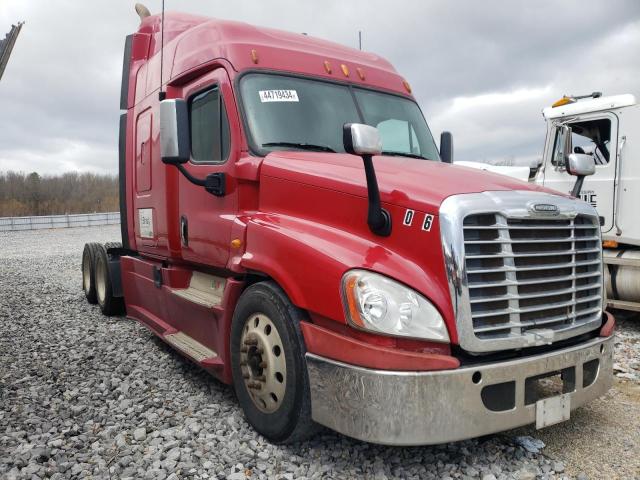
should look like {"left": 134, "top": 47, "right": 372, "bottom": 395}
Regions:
{"left": 1, "top": 225, "right": 638, "bottom": 480}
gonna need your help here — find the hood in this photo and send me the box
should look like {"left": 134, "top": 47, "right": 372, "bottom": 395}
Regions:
{"left": 261, "top": 152, "right": 550, "bottom": 214}
{"left": 454, "top": 160, "right": 532, "bottom": 183}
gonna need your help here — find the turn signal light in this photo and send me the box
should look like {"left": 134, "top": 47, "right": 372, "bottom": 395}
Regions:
{"left": 344, "top": 274, "right": 363, "bottom": 327}
{"left": 602, "top": 240, "right": 619, "bottom": 249}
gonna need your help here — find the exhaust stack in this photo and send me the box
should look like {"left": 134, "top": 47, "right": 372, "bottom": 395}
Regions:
{"left": 135, "top": 3, "right": 151, "bottom": 22}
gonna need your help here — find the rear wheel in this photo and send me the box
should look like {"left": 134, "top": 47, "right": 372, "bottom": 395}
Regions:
{"left": 95, "top": 247, "right": 125, "bottom": 316}
{"left": 81, "top": 243, "right": 103, "bottom": 304}
{"left": 230, "top": 281, "right": 319, "bottom": 443}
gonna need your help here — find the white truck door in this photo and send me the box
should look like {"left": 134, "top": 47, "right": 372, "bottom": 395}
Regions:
{"left": 542, "top": 112, "right": 618, "bottom": 232}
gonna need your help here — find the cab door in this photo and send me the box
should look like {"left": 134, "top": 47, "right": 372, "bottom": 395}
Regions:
{"left": 542, "top": 112, "right": 618, "bottom": 232}
{"left": 176, "top": 67, "right": 240, "bottom": 268}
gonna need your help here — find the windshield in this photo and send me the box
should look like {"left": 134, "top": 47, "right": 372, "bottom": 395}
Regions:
{"left": 239, "top": 73, "right": 440, "bottom": 160}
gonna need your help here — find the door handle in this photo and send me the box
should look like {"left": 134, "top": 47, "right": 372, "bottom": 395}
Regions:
{"left": 180, "top": 215, "right": 189, "bottom": 246}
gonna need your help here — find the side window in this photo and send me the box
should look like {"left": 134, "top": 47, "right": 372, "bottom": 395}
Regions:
{"left": 190, "top": 86, "right": 231, "bottom": 163}
{"left": 377, "top": 119, "right": 421, "bottom": 155}
{"left": 570, "top": 118, "right": 611, "bottom": 166}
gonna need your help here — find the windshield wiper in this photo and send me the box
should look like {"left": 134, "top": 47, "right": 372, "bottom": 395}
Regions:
{"left": 381, "top": 150, "right": 429, "bottom": 160}
{"left": 262, "top": 142, "right": 336, "bottom": 153}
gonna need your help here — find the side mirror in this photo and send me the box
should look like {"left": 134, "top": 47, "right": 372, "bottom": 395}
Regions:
{"left": 343, "top": 123, "right": 382, "bottom": 156}
{"left": 567, "top": 153, "right": 596, "bottom": 177}
{"left": 567, "top": 153, "right": 595, "bottom": 198}
{"left": 440, "top": 131, "right": 453, "bottom": 163}
{"left": 160, "top": 99, "right": 189, "bottom": 164}
{"left": 342, "top": 123, "right": 390, "bottom": 236}
{"left": 553, "top": 124, "right": 572, "bottom": 168}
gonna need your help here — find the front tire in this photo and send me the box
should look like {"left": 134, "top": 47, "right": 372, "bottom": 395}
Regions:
{"left": 230, "top": 281, "right": 318, "bottom": 443}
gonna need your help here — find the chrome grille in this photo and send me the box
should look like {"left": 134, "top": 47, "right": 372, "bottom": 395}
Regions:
{"left": 440, "top": 191, "right": 604, "bottom": 353}
{"left": 463, "top": 213, "right": 602, "bottom": 341}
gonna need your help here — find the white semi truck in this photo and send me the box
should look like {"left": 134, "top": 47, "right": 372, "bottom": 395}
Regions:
{"left": 466, "top": 93, "right": 639, "bottom": 312}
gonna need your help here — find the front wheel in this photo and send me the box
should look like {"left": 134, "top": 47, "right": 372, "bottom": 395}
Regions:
{"left": 230, "top": 281, "right": 319, "bottom": 443}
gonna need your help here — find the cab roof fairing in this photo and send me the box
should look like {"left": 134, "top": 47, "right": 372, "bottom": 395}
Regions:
{"left": 543, "top": 94, "right": 637, "bottom": 120}
{"left": 135, "top": 12, "right": 412, "bottom": 98}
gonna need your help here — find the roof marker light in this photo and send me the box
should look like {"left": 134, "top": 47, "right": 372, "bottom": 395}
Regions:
{"left": 341, "top": 64, "right": 350, "bottom": 77}
{"left": 356, "top": 68, "right": 365, "bottom": 80}
{"left": 552, "top": 96, "right": 575, "bottom": 108}
{"left": 250, "top": 49, "right": 259, "bottom": 64}
{"left": 324, "top": 60, "right": 332, "bottom": 74}
{"left": 402, "top": 80, "right": 412, "bottom": 93}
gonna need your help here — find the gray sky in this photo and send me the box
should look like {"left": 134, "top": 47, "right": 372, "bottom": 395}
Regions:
{"left": 1, "top": 1, "right": 639, "bottom": 174}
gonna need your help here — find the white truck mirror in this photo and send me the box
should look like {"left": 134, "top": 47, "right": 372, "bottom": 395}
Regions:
{"left": 552, "top": 124, "right": 573, "bottom": 169}
{"left": 567, "top": 153, "right": 596, "bottom": 177}
{"left": 567, "top": 153, "right": 596, "bottom": 198}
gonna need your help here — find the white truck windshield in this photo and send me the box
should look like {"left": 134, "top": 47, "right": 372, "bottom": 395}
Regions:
{"left": 239, "top": 73, "right": 440, "bottom": 161}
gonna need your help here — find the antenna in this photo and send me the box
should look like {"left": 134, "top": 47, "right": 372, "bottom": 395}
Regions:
{"left": 358, "top": 31, "right": 362, "bottom": 51}
{"left": 159, "top": 0, "right": 166, "bottom": 100}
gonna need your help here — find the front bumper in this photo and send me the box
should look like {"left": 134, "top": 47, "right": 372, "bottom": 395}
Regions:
{"left": 306, "top": 335, "right": 614, "bottom": 445}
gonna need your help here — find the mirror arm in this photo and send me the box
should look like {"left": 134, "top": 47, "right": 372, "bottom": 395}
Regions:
{"left": 362, "top": 154, "right": 392, "bottom": 236}
{"left": 571, "top": 175, "right": 585, "bottom": 198}
{"left": 175, "top": 164, "right": 205, "bottom": 187}
{"left": 172, "top": 164, "right": 226, "bottom": 197}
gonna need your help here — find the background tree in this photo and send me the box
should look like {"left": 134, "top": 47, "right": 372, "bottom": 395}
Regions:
{"left": 0, "top": 171, "right": 118, "bottom": 216}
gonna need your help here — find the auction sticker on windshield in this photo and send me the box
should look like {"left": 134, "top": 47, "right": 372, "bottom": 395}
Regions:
{"left": 259, "top": 90, "right": 299, "bottom": 102}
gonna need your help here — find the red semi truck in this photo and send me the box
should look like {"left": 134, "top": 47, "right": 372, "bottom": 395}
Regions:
{"left": 81, "top": 7, "right": 615, "bottom": 445}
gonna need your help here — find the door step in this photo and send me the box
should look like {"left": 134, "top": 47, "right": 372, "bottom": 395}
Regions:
{"left": 164, "top": 331, "right": 218, "bottom": 362}
{"left": 171, "top": 272, "right": 225, "bottom": 308}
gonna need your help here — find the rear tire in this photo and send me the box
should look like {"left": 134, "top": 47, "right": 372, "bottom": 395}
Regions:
{"left": 94, "top": 246, "right": 125, "bottom": 316}
{"left": 230, "top": 281, "right": 319, "bottom": 443}
{"left": 82, "top": 243, "right": 103, "bottom": 304}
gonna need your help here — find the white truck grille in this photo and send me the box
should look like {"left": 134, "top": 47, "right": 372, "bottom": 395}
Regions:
{"left": 463, "top": 213, "right": 602, "bottom": 340}
{"left": 439, "top": 191, "right": 604, "bottom": 353}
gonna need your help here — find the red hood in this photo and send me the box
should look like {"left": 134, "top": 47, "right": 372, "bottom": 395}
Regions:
{"left": 261, "top": 152, "right": 550, "bottom": 214}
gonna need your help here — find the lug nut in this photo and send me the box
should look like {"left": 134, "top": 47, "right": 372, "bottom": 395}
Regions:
{"left": 248, "top": 382, "right": 262, "bottom": 390}
{"left": 244, "top": 338, "right": 258, "bottom": 346}
{"left": 255, "top": 375, "right": 266, "bottom": 382}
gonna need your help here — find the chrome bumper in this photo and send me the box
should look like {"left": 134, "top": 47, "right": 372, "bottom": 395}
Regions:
{"left": 306, "top": 335, "right": 614, "bottom": 445}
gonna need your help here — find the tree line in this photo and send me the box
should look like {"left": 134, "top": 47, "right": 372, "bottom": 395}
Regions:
{"left": 0, "top": 171, "right": 119, "bottom": 217}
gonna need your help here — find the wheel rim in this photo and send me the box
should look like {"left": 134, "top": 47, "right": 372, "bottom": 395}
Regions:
{"left": 95, "top": 256, "right": 107, "bottom": 304}
{"left": 239, "top": 313, "right": 287, "bottom": 413}
{"left": 82, "top": 253, "right": 91, "bottom": 294}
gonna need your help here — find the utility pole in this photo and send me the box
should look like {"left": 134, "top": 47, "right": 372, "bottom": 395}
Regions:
{"left": 0, "top": 22, "right": 24, "bottom": 82}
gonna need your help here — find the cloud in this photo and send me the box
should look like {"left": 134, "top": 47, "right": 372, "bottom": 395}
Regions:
{"left": 0, "top": 0, "right": 638, "bottom": 174}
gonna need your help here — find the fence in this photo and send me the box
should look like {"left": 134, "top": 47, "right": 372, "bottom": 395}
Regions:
{"left": 0, "top": 212, "right": 120, "bottom": 232}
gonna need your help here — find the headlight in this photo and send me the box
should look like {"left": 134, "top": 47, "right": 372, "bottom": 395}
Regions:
{"left": 341, "top": 269, "right": 450, "bottom": 342}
